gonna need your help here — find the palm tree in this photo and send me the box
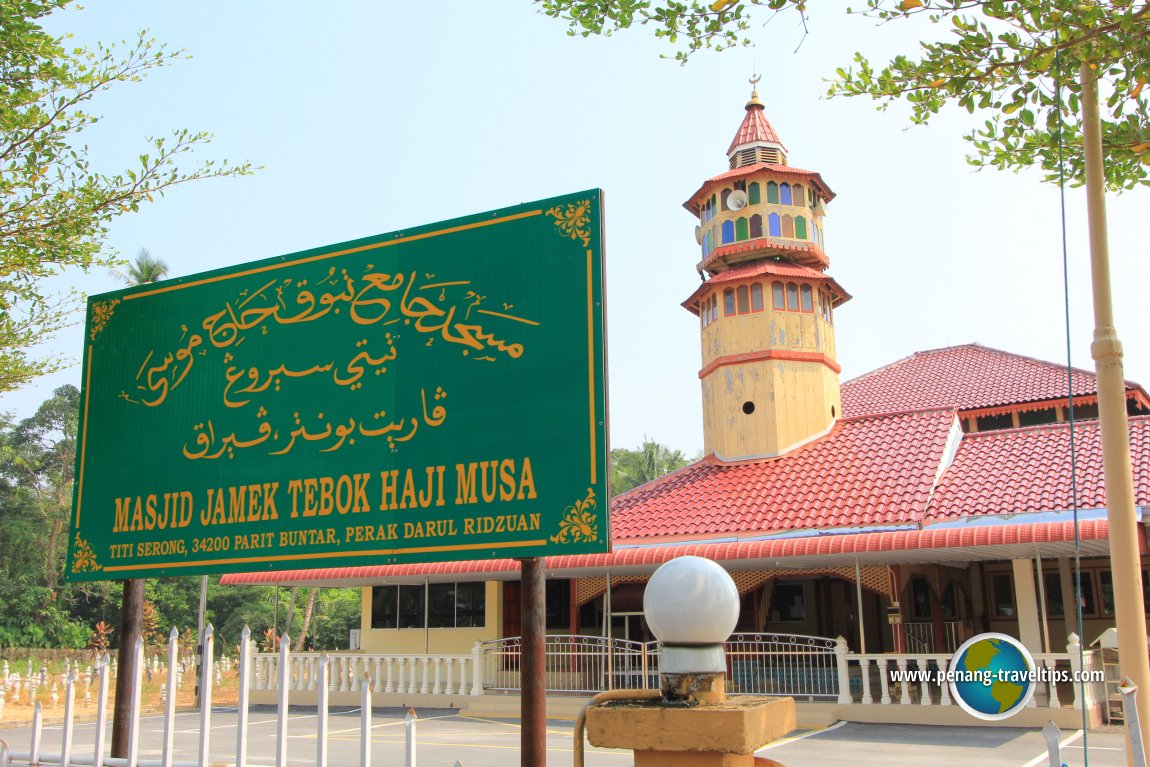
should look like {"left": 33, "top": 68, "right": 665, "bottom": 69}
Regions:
{"left": 110, "top": 248, "right": 170, "bottom": 285}
{"left": 610, "top": 438, "right": 690, "bottom": 495}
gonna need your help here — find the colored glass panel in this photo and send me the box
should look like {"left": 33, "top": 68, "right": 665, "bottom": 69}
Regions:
{"left": 749, "top": 214, "right": 763, "bottom": 238}
{"left": 780, "top": 184, "right": 792, "bottom": 205}
{"left": 748, "top": 182, "right": 761, "bottom": 205}
{"left": 793, "top": 184, "right": 804, "bottom": 206}
{"left": 768, "top": 214, "right": 781, "bottom": 237}
{"left": 795, "top": 216, "right": 807, "bottom": 240}
{"left": 766, "top": 182, "right": 779, "bottom": 204}
{"left": 736, "top": 218, "right": 749, "bottom": 241}
{"left": 781, "top": 215, "right": 795, "bottom": 238}
{"left": 721, "top": 220, "right": 735, "bottom": 244}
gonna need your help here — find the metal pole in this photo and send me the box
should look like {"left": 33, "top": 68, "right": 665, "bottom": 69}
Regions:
{"left": 111, "top": 578, "right": 144, "bottom": 757}
{"left": 520, "top": 557, "right": 547, "bottom": 767}
{"left": 196, "top": 575, "right": 208, "bottom": 710}
{"left": 855, "top": 558, "right": 867, "bottom": 654}
{"left": 1035, "top": 554, "right": 1051, "bottom": 654}
{"left": 1120, "top": 679, "right": 1148, "bottom": 767}
{"left": 1081, "top": 61, "right": 1150, "bottom": 766}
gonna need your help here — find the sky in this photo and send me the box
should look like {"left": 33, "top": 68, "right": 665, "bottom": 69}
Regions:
{"left": 3, "top": 1, "right": 1147, "bottom": 458}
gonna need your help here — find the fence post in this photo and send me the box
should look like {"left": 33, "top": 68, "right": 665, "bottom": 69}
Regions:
{"left": 276, "top": 633, "right": 291, "bottom": 767}
{"left": 162, "top": 628, "right": 178, "bottom": 767}
{"left": 1067, "top": 633, "right": 1084, "bottom": 710}
{"left": 0, "top": 739, "right": 9, "bottom": 767}
{"left": 61, "top": 671, "right": 75, "bottom": 767}
{"left": 405, "top": 708, "right": 417, "bottom": 767}
{"left": 93, "top": 655, "right": 109, "bottom": 767}
{"left": 127, "top": 637, "right": 143, "bottom": 767}
{"left": 360, "top": 674, "right": 373, "bottom": 767}
{"left": 317, "top": 654, "right": 329, "bottom": 767}
{"left": 30, "top": 702, "right": 41, "bottom": 764}
{"left": 835, "top": 637, "right": 852, "bottom": 705}
{"left": 198, "top": 625, "right": 215, "bottom": 767}
{"left": 237, "top": 626, "right": 252, "bottom": 767}
{"left": 471, "top": 643, "right": 483, "bottom": 696}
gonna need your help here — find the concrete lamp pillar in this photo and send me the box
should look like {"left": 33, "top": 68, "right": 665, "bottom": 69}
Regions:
{"left": 585, "top": 556, "right": 796, "bottom": 767}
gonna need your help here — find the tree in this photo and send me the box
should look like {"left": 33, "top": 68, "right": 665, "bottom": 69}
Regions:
{"left": 611, "top": 438, "right": 691, "bottom": 495}
{"left": 538, "top": 0, "right": 1150, "bottom": 189}
{"left": 0, "top": 0, "right": 252, "bottom": 392}
{"left": 110, "top": 248, "right": 170, "bottom": 286}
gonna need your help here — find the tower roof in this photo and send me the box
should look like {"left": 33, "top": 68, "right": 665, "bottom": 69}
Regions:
{"left": 727, "top": 79, "right": 787, "bottom": 165}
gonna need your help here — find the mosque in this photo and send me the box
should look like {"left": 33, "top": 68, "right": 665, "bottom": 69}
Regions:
{"left": 223, "top": 84, "right": 1150, "bottom": 672}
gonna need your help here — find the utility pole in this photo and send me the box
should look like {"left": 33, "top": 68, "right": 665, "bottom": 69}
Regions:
{"left": 1080, "top": 61, "right": 1150, "bottom": 765}
{"left": 520, "top": 558, "right": 546, "bottom": 767}
{"left": 110, "top": 579, "right": 143, "bottom": 757}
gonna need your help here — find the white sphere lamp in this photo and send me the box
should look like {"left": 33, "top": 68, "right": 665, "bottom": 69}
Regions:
{"left": 644, "top": 556, "right": 740, "bottom": 678}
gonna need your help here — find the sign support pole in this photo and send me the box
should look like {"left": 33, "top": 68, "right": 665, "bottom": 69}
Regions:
{"left": 520, "top": 557, "right": 547, "bottom": 767}
{"left": 110, "top": 577, "right": 144, "bottom": 757}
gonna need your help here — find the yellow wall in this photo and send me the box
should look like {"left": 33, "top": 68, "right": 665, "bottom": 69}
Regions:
{"left": 358, "top": 581, "right": 503, "bottom": 655}
{"left": 701, "top": 358, "right": 839, "bottom": 460}
{"left": 701, "top": 304, "right": 835, "bottom": 367}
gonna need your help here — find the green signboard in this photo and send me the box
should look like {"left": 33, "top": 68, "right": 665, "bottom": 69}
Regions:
{"left": 66, "top": 190, "right": 608, "bottom": 580}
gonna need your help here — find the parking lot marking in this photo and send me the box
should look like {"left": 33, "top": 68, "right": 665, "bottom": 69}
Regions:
{"left": 756, "top": 720, "right": 847, "bottom": 752}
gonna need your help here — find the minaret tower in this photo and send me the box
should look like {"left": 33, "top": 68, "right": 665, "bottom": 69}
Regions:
{"left": 683, "top": 79, "right": 851, "bottom": 461}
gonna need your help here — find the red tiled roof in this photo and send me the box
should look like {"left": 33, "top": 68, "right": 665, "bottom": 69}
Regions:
{"left": 842, "top": 343, "right": 1110, "bottom": 418}
{"left": 683, "top": 163, "right": 835, "bottom": 214}
{"left": 610, "top": 409, "right": 959, "bottom": 541}
{"left": 681, "top": 260, "right": 850, "bottom": 313}
{"left": 219, "top": 519, "right": 1120, "bottom": 585}
{"left": 727, "top": 103, "right": 785, "bottom": 155}
{"left": 701, "top": 239, "right": 830, "bottom": 272}
{"left": 926, "top": 415, "right": 1150, "bottom": 521}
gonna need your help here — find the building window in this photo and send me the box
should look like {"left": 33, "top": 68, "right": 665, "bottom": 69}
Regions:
{"left": 768, "top": 213, "right": 781, "bottom": 237}
{"left": 793, "top": 183, "right": 804, "bottom": 205}
{"left": 721, "top": 220, "right": 735, "bottom": 244}
{"left": 780, "top": 183, "right": 793, "bottom": 206}
{"left": 736, "top": 285, "right": 750, "bottom": 314}
{"left": 795, "top": 215, "right": 808, "bottom": 240}
{"left": 781, "top": 215, "right": 795, "bottom": 239}
{"left": 371, "top": 585, "right": 425, "bottom": 629}
{"left": 766, "top": 181, "right": 780, "bottom": 204}
{"left": 546, "top": 580, "right": 572, "bottom": 630}
{"left": 736, "top": 217, "right": 749, "bottom": 241}
{"left": 808, "top": 188, "right": 816, "bottom": 207}
{"left": 772, "top": 282, "right": 785, "bottom": 309}
{"left": 1043, "top": 571, "right": 1065, "bottom": 617}
{"left": 769, "top": 582, "right": 806, "bottom": 622}
{"left": 910, "top": 577, "right": 932, "bottom": 620}
{"left": 750, "top": 214, "right": 763, "bottom": 238}
{"left": 721, "top": 188, "right": 731, "bottom": 211}
{"left": 800, "top": 284, "right": 813, "bottom": 312}
{"left": 724, "top": 288, "right": 736, "bottom": 316}
{"left": 748, "top": 182, "right": 761, "bottom": 205}
{"left": 786, "top": 283, "right": 799, "bottom": 311}
{"left": 751, "top": 283, "right": 764, "bottom": 312}
{"left": 990, "top": 573, "right": 1015, "bottom": 618}
{"left": 372, "top": 583, "right": 485, "bottom": 629}
{"left": 1096, "top": 569, "right": 1145, "bottom": 615}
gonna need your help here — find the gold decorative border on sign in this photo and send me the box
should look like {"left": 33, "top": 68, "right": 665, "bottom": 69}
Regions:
{"left": 71, "top": 533, "right": 102, "bottom": 573}
{"left": 89, "top": 298, "right": 121, "bottom": 341}
{"left": 550, "top": 487, "right": 598, "bottom": 545}
{"left": 546, "top": 199, "right": 592, "bottom": 247}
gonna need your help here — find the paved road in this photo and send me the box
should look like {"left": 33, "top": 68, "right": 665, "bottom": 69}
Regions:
{"left": 0, "top": 707, "right": 1133, "bottom": 766}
